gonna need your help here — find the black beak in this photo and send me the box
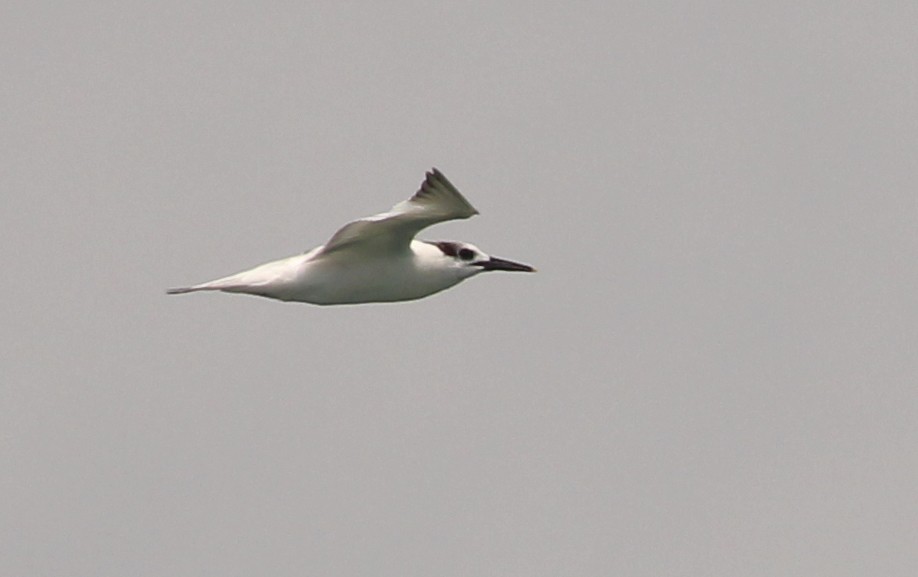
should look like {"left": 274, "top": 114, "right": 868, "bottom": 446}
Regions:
{"left": 476, "top": 256, "right": 536, "bottom": 272}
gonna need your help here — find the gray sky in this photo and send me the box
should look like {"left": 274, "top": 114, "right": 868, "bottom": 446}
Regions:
{"left": 3, "top": 2, "right": 917, "bottom": 575}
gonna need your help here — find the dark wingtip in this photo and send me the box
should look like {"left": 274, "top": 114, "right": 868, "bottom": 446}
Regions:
{"left": 413, "top": 168, "right": 480, "bottom": 218}
{"left": 425, "top": 168, "right": 447, "bottom": 188}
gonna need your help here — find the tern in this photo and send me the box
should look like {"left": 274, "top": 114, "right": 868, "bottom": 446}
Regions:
{"left": 167, "top": 169, "right": 535, "bottom": 305}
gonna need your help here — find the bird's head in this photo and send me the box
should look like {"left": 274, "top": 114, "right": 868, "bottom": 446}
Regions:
{"left": 426, "top": 241, "right": 536, "bottom": 278}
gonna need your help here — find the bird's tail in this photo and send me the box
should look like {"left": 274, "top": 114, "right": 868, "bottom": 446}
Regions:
{"left": 167, "top": 257, "right": 294, "bottom": 297}
{"left": 166, "top": 285, "right": 216, "bottom": 295}
{"left": 166, "top": 271, "right": 276, "bottom": 296}
{"left": 166, "top": 276, "right": 244, "bottom": 295}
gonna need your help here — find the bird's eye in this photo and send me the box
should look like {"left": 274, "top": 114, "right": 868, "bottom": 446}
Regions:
{"left": 458, "top": 248, "right": 475, "bottom": 261}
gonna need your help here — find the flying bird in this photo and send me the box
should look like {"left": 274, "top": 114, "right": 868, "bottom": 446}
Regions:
{"left": 167, "top": 169, "right": 535, "bottom": 305}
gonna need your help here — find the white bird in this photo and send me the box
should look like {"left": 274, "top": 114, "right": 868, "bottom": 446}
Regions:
{"left": 167, "top": 169, "right": 535, "bottom": 305}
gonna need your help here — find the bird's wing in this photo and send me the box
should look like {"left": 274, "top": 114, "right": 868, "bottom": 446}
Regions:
{"left": 318, "top": 169, "right": 479, "bottom": 257}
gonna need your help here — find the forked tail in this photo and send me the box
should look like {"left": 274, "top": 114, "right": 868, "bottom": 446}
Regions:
{"left": 166, "top": 280, "right": 231, "bottom": 295}
{"left": 166, "top": 286, "right": 212, "bottom": 295}
{"left": 167, "top": 258, "right": 292, "bottom": 298}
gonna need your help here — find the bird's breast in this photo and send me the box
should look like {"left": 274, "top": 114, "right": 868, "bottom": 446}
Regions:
{"left": 284, "top": 253, "right": 461, "bottom": 305}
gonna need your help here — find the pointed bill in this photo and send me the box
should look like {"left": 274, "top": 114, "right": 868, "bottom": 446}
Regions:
{"left": 476, "top": 256, "right": 536, "bottom": 272}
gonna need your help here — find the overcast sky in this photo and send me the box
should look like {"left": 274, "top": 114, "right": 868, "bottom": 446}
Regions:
{"left": 3, "top": 2, "right": 917, "bottom": 576}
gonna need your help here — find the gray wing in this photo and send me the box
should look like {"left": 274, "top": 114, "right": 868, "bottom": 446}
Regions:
{"left": 318, "top": 169, "right": 479, "bottom": 256}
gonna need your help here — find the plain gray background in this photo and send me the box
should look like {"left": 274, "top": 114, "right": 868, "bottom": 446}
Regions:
{"left": 3, "top": 2, "right": 916, "bottom": 575}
